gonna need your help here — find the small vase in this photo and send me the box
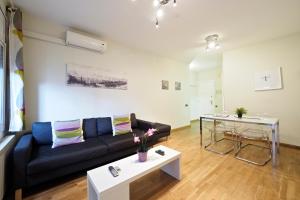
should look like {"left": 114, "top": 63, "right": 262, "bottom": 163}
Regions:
{"left": 138, "top": 151, "right": 148, "bottom": 162}
{"left": 238, "top": 114, "right": 243, "bottom": 118}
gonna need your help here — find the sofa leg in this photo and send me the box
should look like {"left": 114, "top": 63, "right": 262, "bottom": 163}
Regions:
{"left": 15, "top": 189, "right": 22, "bottom": 200}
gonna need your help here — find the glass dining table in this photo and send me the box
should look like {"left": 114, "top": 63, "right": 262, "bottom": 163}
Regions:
{"left": 200, "top": 114, "right": 280, "bottom": 167}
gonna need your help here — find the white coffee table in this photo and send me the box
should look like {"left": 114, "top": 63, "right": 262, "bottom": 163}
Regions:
{"left": 87, "top": 145, "right": 181, "bottom": 200}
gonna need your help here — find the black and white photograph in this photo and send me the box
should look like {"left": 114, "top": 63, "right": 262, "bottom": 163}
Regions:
{"left": 162, "top": 80, "right": 169, "bottom": 90}
{"left": 175, "top": 81, "right": 181, "bottom": 90}
{"left": 66, "top": 64, "right": 128, "bottom": 90}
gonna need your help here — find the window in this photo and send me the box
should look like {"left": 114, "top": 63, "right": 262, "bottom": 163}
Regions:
{"left": 0, "top": 11, "right": 5, "bottom": 139}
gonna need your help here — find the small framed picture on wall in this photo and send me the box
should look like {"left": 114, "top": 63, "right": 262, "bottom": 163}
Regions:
{"left": 175, "top": 81, "right": 181, "bottom": 90}
{"left": 162, "top": 80, "right": 169, "bottom": 90}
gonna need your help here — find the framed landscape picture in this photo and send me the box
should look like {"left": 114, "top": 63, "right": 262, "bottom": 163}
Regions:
{"left": 66, "top": 64, "right": 128, "bottom": 90}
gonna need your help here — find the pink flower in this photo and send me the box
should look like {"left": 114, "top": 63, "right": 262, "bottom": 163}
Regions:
{"left": 134, "top": 136, "right": 140, "bottom": 143}
{"left": 146, "top": 128, "right": 157, "bottom": 137}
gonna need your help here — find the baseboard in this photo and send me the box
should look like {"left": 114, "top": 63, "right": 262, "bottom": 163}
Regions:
{"left": 171, "top": 125, "right": 191, "bottom": 132}
{"left": 223, "top": 133, "right": 300, "bottom": 149}
{"left": 190, "top": 119, "right": 199, "bottom": 123}
{"left": 280, "top": 142, "right": 300, "bottom": 150}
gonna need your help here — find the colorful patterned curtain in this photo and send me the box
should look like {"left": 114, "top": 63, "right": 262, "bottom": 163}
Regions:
{"left": 8, "top": 8, "right": 24, "bottom": 131}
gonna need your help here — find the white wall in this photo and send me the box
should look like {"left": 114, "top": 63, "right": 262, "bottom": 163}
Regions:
{"left": 23, "top": 13, "right": 190, "bottom": 129}
{"left": 223, "top": 33, "right": 300, "bottom": 146}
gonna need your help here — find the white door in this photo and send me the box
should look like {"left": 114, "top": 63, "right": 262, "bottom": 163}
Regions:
{"left": 198, "top": 80, "right": 215, "bottom": 115}
{"left": 190, "top": 80, "right": 216, "bottom": 120}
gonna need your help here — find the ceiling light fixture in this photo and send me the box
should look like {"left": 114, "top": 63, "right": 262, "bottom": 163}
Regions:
{"left": 156, "top": 8, "right": 164, "bottom": 18}
{"left": 153, "top": 0, "right": 178, "bottom": 28}
{"left": 155, "top": 18, "right": 159, "bottom": 29}
{"left": 153, "top": 0, "right": 160, "bottom": 7}
{"left": 205, "top": 34, "right": 221, "bottom": 51}
{"left": 132, "top": 0, "right": 178, "bottom": 28}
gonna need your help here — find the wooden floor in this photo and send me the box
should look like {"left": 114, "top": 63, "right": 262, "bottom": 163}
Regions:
{"left": 24, "top": 121, "right": 300, "bottom": 200}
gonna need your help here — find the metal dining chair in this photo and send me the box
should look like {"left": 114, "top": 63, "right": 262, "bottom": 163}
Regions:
{"left": 204, "top": 119, "right": 237, "bottom": 155}
{"left": 234, "top": 114, "right": 272, "bottom": 166}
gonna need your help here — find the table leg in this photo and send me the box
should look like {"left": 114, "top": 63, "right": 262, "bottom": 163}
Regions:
{"left": 100, "top": 183, "right": 130, "bottom": 200}
{"left": 200, "top": 117, "right": 203, "bottom": 147}
{"left": 161, "top": 157, "right": 181, "bottom": 180}
{"left": 87, "top": 176, "right": 99, "bottom": 200}
{"left": 213, "top": 120, "right": 216, "bottom": 143}
{"left": 272, "top": 126, "right": 277, "bottom": 167}
{"left": 276, "top": 122, "right": 280, "bottom": 153}
{"left": 88, "top": 175, "right": 130, "bottom": 200}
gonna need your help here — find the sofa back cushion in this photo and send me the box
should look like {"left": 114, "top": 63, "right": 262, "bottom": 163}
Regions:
{"left": 52, "top": 119, "right": 83, "bottom": 148}
{"left": 82, "top": 118, "right": 97, "bottom": 139}
{"left": 130, "top": 113, "right": 138, "bottom": 129}
{"left": 32, "top": 122, "right": 53, "bottom": 145}
{"left": 96, "top": 117, "right": 113, "bottom": 136}
{"left": 111, "top": 114, "right": 132, "bottom": 136}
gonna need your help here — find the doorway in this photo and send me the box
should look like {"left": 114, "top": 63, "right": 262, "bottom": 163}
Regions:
{"left": 189, "top": 54, "right": 223, "bottom": 121}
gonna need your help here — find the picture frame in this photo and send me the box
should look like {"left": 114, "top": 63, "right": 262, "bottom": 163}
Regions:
{"left": 254, "top": 67, "right": 282, "bottom": 91}
{"left": 175, "top": 81, "right": 181, "bottom": 90}
{"left": 66, "top": 64, "right": 128, "bottom": 90}
{"left": 162, "top": 80, "right": 169, "bottom": 90}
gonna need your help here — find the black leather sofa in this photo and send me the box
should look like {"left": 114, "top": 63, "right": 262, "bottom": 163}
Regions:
{"left": 13, "top": 113, "right": 171, "bottom": 193}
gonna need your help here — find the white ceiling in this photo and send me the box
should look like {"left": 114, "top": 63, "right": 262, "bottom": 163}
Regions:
{"left": 14, "top": 0, "right": 300, "bottom": 63}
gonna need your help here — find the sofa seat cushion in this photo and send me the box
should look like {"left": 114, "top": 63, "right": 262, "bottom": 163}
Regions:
{"left": 99, "top": 133, "right": 136, "bottom": 152}
{"left": 27, "top": 138, "right": 108, "bottom": 175}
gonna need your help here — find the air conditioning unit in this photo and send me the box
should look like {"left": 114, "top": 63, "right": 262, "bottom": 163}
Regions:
{"left": 66, "top": 31, "right": 107, "bottom": 53}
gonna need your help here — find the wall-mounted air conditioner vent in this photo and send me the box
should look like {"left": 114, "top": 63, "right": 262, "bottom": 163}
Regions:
{"left": 66, "top": 31, "right": 107, "bottom": 53}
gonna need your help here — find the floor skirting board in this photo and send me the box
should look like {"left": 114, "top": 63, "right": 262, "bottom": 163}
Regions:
{"left": 171, "top": 125, "right": 191, "bottom": 132}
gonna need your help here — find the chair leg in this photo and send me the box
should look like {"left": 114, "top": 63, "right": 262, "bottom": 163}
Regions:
{"left": 235, "top": 134, "right": 272, "bottom": 166}
{"left": 15, "top": 189, "right": 22, "bottom": 200}
{"left": 205, "top": 130, "right": 234, "bottom": 155}
{"left": 266, "top": 135, "right": 272, "bottom": 155}
{"left": 234, "top": 135, "right": 242, "bottom": 156}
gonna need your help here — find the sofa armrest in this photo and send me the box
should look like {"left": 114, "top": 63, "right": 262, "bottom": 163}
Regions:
{"left": 153, "top": 123, "right": 171, "bottom": 134}
{"left": 136, "top": 119, "right": 155, "bottom": 131}
{"left": 14, "top": 132, "right": 33, "bottom": 189}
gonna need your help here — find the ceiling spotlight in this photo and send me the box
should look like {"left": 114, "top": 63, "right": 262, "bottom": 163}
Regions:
{"left": 155, "top": 19, "right": 159, "bottom": 29}
{"left": 153, "top": 0, "right": 160, "bottom": 7}
{"left": 156, "top": 8, "right": 164, "bottom": 18}
{"left": 152, "top": 0, "right": 179, "bottom": 28}
{"left": 205, "top": 34, "right": 221, "bottom": 51}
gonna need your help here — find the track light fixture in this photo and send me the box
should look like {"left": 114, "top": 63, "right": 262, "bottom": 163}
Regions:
{"left": 153, "top": 0, "right": 178, "bottom": 28}
{"left": 132, "top": 0, "right": 178, "bottom": 28}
